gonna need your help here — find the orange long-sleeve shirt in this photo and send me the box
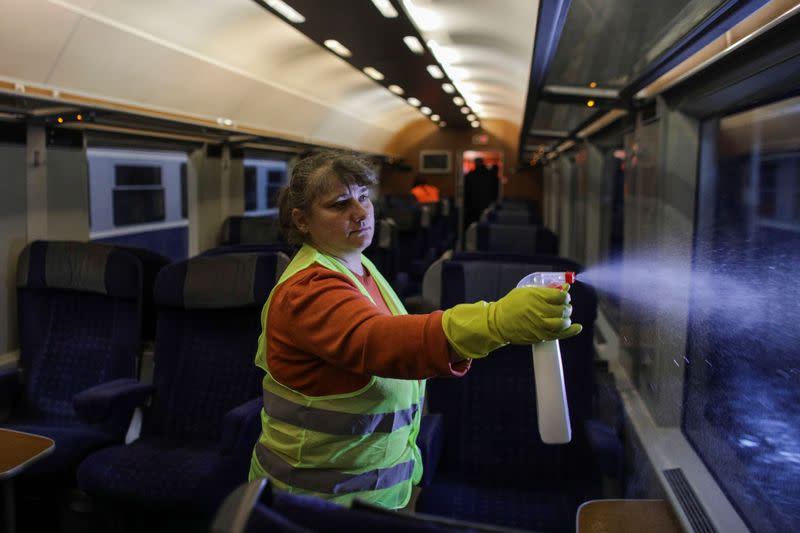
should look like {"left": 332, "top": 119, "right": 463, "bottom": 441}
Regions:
{"left": 266, "top": 264, "right": 470, "bottom": 396}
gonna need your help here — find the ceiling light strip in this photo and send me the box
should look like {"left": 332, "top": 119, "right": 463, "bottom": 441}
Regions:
{"left": 266, "top": 0, "right": 305, "bottom": 23}
{"left": 426, "top": 65, "right": 444, "bottom": 79}
{"left": 371, "top": 0, "right": 399, "bottom": 18}
{"left": 403, "top": 36, "right": 425, "bottom": 55}
{"left": 363, "top": 67, "right": 385, "bottom": 80}
{"left": 324, "top": 39, "right": 352, "bottom": 58}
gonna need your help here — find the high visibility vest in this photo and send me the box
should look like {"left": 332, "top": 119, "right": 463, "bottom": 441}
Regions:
{"left": 249, "top": 244, "right": 425, "bottom": 509}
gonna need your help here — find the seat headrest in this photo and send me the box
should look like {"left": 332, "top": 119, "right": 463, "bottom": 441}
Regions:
{"left": 155, "top": 252, "right": 287, "bottom": 309}
{"left": 221, "top": 216, "right": 282, "bottom": 245}
{"left": 17, "top": 240, "right": 140, "bottom": 299}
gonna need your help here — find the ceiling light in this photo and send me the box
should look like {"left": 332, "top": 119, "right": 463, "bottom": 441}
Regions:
{"left": 402, "top": 0, "right": 442, "bottom": 31}
{"left": 403, "top": 36, "right": 424, "bottom": 55}
{"left": 439, "top": 121, "right": 447, "bottom": 127}
{"left": 388, "top": 84, "right": 404, "bottom": 95}
{"left": 267, "top": 0, "right": 305, "bottom": 23}
{"left": 363, "top": 67, "right": 385, "bottom": 80}
{"left": 217, "top": 117, "right": 234, "bottom": 127}
{"left": 324, "top": 40, "right": 352, "bottom": 58}
{"left": 430, "top": 114, "right": 440, "bottom": 121}
{"left": 587, "top": 100, "right": 596, "bottom": 107}
{"left": 426, "top": 65, "right": 444, "bottom": 79}
{"left": 407, "top": 97, "right": 421, "bottom": 107}
{"left": 460, "top": 107, "right": 470, "bottom": 114}
{"left": 57, "top": 117, "right": 64, "bottom": 124}
{"left": 441, "top": 83, "right": 455, "bottom": 94}
{"left": 371, "top": 0, "right": 398, "bottom": 18}
{"left": 589, "top": 81, "right": 597, "bottom": 88}
{"left": 453, "top": 96, "right": 464, "bottom": 106}
{"left": 420, "top": 106, "right": 432, "bottom": 115}
{"left": 471, "top": 121, "right": 480, "bottom": 128}
{"left": 467, "top": 114, "right": 476, "bottom": 121}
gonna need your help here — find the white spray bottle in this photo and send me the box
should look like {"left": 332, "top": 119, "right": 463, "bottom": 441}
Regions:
{"left": 516, "top": 271, "right": 576, "bottom": 444}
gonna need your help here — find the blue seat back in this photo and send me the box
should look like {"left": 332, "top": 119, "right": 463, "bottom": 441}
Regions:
{"left": 475, "top": 223, "right": 558, "bottom": 255}
{"left": 16, "top": 241, "right": 141, "bottom": 423}
{"left": 429, "top": 254, "right": 597, "bottom": 486}
{"left": 204, "top": 243, "right": 297, "bottom": 258}
{"left": 105, "top": 244, "right": 171, "bottom": 343}
{"left": 144, "top": 253, "right": 285, "bottom": 442}
{"left": 213, "top": 479, "right": 524, "bottom": 533}
{"left": 221, "top": 216, "right": 283, "bottom": 245}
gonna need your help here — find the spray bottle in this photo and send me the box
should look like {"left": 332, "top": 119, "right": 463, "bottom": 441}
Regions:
{"left": 516, "top": 271, "right": 576, "bottom": 444}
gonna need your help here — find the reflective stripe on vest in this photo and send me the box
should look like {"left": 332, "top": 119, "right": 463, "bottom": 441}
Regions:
{"left": 251, "top": 244, "right": 424, "bottom": 507}
{"left": 263, "top": 389, "right": 419, "bottom": 435}
{"left": 255, "top": 445, "right": 415, "bottom": 495}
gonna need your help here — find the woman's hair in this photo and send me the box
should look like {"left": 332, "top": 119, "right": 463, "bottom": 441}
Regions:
{"left": 278, "top": 151, "right": 378, "bottom": 246}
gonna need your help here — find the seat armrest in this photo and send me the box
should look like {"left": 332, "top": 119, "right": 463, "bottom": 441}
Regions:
{"left": 0, "top": 367, "right": 22, "bottom": 413}
{"left": 73, "top": 378, "right": 155, "bottom": 427}
{"left": 585, "top": 419, "right": 623, "bottom": 479}
{"left": 221, "top": 397, "right": 263, "bottom": 455}
{"left": 416, "top": 413, "right": 444, "bottom": 487}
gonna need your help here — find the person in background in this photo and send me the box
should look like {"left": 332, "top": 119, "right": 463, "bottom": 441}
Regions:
{"left": 249, "top": 151, "right": 581, "bottom": 510}
{"left": 463, "top": 157, "right": 498, "bottom": 230}
{"left": 410, "top": 175, "right": 440, "bottom": 203}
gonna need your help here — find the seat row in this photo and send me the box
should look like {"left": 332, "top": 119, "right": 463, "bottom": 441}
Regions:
{"left": 0, "top": 240, "right": 288, "bottom": 524}
{"left": 2, "top": 240, "right": 623, "bottom": 532}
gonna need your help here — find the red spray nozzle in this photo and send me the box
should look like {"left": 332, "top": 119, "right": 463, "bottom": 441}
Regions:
{"left": 565, "top": 272, "right": 576, "bottom": 284}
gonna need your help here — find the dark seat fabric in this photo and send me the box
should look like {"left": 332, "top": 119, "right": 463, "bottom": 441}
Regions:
{"left": 475, "top": 223, "right": 558, "bottom": 256}
{"left": 213, "top": 479, "right": 532, "bottom": 533}
{"left": 77, "top": 253, "right": 285, "bottom": 513}
{"left": 417, "top": 255, "right": 600, "bottom": 531}
{"left": 2, "top": 241, "right": 142, "bottom": 476}
{"left": 417, "top": 475, "right": 591, "bottom": 532}
{"left": 103, "top": 245, "right": 170, "bottom": 343}
{"left": 220, "top": 216, "right": 283, "bottom": 245}
{"left": 204, "top": 242, "right": 297, "bottom": 258}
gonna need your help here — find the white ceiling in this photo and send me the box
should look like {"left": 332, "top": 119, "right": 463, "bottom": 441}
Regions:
{"left": 0, "top": 0, "right": 539, "bottom": 153}
{"left": 401, "top": 0, "right": 539, "bottom": 124}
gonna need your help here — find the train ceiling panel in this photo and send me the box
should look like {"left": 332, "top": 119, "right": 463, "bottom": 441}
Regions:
{"left": 0, "top": 0, "right": 418, "bottom": 154}
{"left": 1, "top": 0, "right": 542, "bottom": 155}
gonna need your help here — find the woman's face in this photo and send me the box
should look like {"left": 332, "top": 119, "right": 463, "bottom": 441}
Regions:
{"left": 293, "top": 180, "right": 374, "bottom": 260}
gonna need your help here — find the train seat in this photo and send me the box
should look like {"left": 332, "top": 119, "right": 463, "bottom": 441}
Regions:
{"left": 485, "top": 209, "right": 540, "bottom": 225}
{"left": 465, "top": 223, "right": 558, "bottom": 256}
{"left": 220, "top": 215, "right": 283, "bottom": 245}
{"left": 203, "top": 242, "right": 297, "bottom": 259}
{"left": 364, "top": 217, "right": 399, "bottom": 285}
{"left": 416, "top": 255, "right": 614, "bottom": 531}
{"left": 211, "top": 478, "right": 539, "bottom": 533}
{"left": 76, "top": 252, "right": 286, "bottom": 513}
{"left": 0, "top": 241, "right": 143, "bottom": 476}
{"left": 101, "top": 244, "right": 171, "bottom": 344}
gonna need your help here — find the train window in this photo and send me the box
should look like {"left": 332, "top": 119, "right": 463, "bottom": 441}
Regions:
{"left": 88, "top": 148, "right": 189, "bottom": 260}
{"left": 113, "top": 165, "right": 166, "bottom": 226}
{"left": 244, "top": 166, "right": 258, "bottom": 211}
{"left": 267, "top": 169, "right": 285, "bottom": 208}
{"left": 685, "top": 95, "right": 800, "bottom": 533}
{"left": 243, "top": 159, "right": 287, "bottom": 215}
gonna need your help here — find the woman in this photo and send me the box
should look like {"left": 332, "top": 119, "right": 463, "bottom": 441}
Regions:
{"left": 249, "top": 151, "right": 580, "bottom": 509}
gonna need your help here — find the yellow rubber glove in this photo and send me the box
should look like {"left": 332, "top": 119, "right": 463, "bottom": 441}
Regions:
{"left": 441, "top": 285, "right": 582, "bottom": 359}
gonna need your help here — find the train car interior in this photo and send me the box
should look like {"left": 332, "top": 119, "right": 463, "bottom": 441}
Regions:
{"left": 1, "top": 0, "right": 799, "bottom": 532}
